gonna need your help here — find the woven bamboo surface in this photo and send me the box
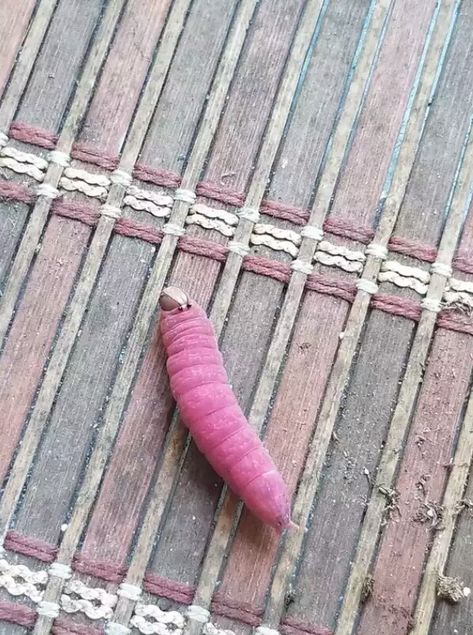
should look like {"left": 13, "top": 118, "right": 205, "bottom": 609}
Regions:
{"left": 0, "top": 1, "right": 473, "bottom": 634}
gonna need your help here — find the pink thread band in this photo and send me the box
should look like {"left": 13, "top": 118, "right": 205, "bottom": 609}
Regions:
{"left": 281, "top": 616, "right": 333, "bottom": 635}
{"left": 370, "top": 293, "right": 422, "bottom": 321}
{"left": 2, "top": 122, "right": 457, "bottom": 264}
{"left": 6, "top": 121, "right": 472, "bottom": 271}
{"left": 9, "top": 121, "right": 57, "bottom": 149}
{"left": 2, "top": 181, "right": 473, "bottom": 335}
{"left": 387, "top": 235, "right": 437, "bottom": 263}
{"left": 453, "top": 250, "right": 473, "bottom": 275}
{"left": 244, "top": 254, "right": 291, "bottom": 283}
{"left": 211, "top": 593, "right": 263, "bottom": 626}
{"left": 306, "top": 273, "right": 357, "bottom": 303}
{"left": 1, "top": 533, "right": 328, "bottom": 633}
{"left": 143, "top": 572, "right": 194, "bottom": 604}
{"left": 0, "top": 180, "right": 35, "bottom": 204}
{"left": 261, "top": 198, "right": 309, "bottom": 225}
{"left": 115, "top": 216, "right": 164, "bottom": 244}
{"left": 323, "top": 216, "right": 374, "bottom": 244}
{"left": 4, "top": 530, "right": 57, "bottom": 563}
{"left": 71, "top": 142, "right": 119, "bottom": 171}
{"left": 52, "top": 617, "right": 104, "bottom": 635}
{"left": 133, "top": 162, "right": 182, "bottom": 189}
{"left": 196, "top": 181, "right": 244, "bottom": 208}
{"left": 73, "top": 553, "right": 126, "bottom": 584}
{"left": 0, "top": 600, "right": 36, "bottom": 629}
{"left": 437, "top": 310, "right": 473, "bottom": 336}
{"left": 53, "top": 199, "right": 100, "bottom": 226}
{"left": 179, "top": 234, "right": 227, "bottom": 262}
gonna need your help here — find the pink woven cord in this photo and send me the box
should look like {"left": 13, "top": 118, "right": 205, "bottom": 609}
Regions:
{"left": 71, "top": 143, "right": 119, "bottom": 171}
{"left": 196, "top": 181, "right": 244, "bottom": 207}
{"left": 323, "top": 216, "right": 374, "bottom": 244}
{"left": 0, "top": 124, "right": 458, "bottom": 274}
{"left": 73, "top": 554, "right": 126, "bottom": 584}
{"left": 371, "top": 293, "right": 422, "bottom": 321}
{"left": 437, "top": 310, "right": 473, "bottom": 336}
{"left": 388, "top": 235, "right": 437, "bottom": 263}
{"left": 115, "top": 216, "right": 164, "bottom": 245}
{"left": 52, "top": 199, "right": 100, "bottom": 226}
{"left": 0, "top": 180, "right": 35, "bottom": 204}
{"left": 9, "top": 121, "right": 57, "bottom": 149}
{"left": 306, "top": 273, "right": 357, "bottom": 304}
{"left": 143, "top": 572, "right": 194, "bottom": 604}
{"left": 211, "top": 593, "right": 263, "bottom": 626}
{"left": 4, "top": 530, "right": 57, "bottom": 563}
{"left": 133, "top": 163, "right": 182, "bottom": 189}
{"left": 453, "top": 250, "right": 473, "bottom": 275}
{"left": 282, "top": 616, "right": 333, "bottom": 635}
{"left": 2, "top": 177, "right": 473, "bottom": 339}
{"left": 0, "top": 600, "right": 36, "bottom": 629}
{"left": 178, "top": 234, "right": 228, "bottom": 261}
{"left": 52, "top": 617, "right": 104, "bottom": 635}
{"left": 243, "top": 254, "right": 291, "bottom": 284}
{"left": 260, "top": 199, "right": 309, "bottom": 226}
{"left": 143, "top": 573, "right": 266, "bottom": 624}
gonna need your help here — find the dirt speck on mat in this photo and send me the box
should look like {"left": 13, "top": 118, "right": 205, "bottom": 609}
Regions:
{"left": 437, "top": 574, "right": 471, "bottom": 604}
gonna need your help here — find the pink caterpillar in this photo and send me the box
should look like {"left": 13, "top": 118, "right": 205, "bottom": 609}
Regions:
{"left": 159, "top": 286, "right": 293, "bottom": 531}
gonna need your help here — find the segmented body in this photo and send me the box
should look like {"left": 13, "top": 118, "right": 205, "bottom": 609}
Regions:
{"left": 159, "top": 297, "right": 291, "bottom": 530}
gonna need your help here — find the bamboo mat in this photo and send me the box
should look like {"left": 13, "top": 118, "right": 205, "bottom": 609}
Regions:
{"left": 0, "top": 1, "right": 472, "bottom": 634}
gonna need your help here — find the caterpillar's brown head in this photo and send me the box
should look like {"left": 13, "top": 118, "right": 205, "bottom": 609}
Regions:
{"left": 159, "top": 286, "right": 191, "bottom": 311}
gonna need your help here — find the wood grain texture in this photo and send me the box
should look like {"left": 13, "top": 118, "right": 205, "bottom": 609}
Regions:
{"left": 410, "top": 276, "right": 473, "bottom": 633}
{"left": 139, "top": 0, "right": 308, "bottom": 590}
{"left": 139, "top": 0, "right": 238, "bottom": 175}
{"left": 79, "top": 250, "right": 220, "bottom": 569}
{"left": 377, "top": 4, "right": 473, "bottom": 302}
{"left": 357, "top": 329, "right": 473, "bottom": 635}
{"left": 335, "top": 98, "right": 473, "bottom": 634}
{"left": 215, "top": 291, "right": 347, "bottom": 616}
{"left": 0, "top": 622, "right": 27, "bottom": 635}
{"left": 0, "top": 0, "right": 57, "bottom": 133}
{"left": 78, "top": 320, "right": 173, "bottom": 570}
{"left": 0, "top": 540, "right": 51, "bottom": 634}
{"left": 0, "top": 201, "right": 29, "bottom": 290}
{"left": 285, "top": 311, "right": 412, "bottom": 630}
{"left": 0, "top": 0, "right": 37, "bottom": 98}
{"left": 67, "top": 12, "right": 254, "bottom": 580}
{"left": 253, "top": 0, "right": 438, "bottom": 625}
{"left": 16, "top": 0, "right": 104, "bottom": 133}
{"left": 429, "top": 459, "right": 473, "bottom": 634}
{"left": 202, "top": 0, "right": 305, "bottom": 191}
{"left": 267, "top": 0, "right": 370, "bottom": 209}
{"left": 65, "top": 3, "right": 261, "bottom": 629}
{"left": 457, "top": 198, "right": 473, "bottom": 257}
{"left": 0, "top": 0, "right": 126, "bottom": 352}
{"left": 146, "top": 2, "right": 342, "bottom": 612}
{"left": 196, "top": 2, "right": 429, "bottom": 630}
{"left": 329, "top": 0, "right": 437, "bottom": 227}
{"left": 0, "top": 215, "right": 89, "bottom": 482}
{"left": 12, "top": 235, "right": 153, "bottom": 544}
{"left": 78, "top": 0, "right": 172, "bottom": 154}
{"left": 4, "top": 11, "right": 197, "bottom": 627}
{"left": 28, "top": 16, "right": 199, "bottom": 629}
{"left": 356, "top": 29, "right": 471, "bottom": 632}
{"left": 1, "top": 0, "right": 473, "bottom": 633}
{"left": 393, "top": 3, "right": 473, "bottom": 244}
{"left": 149, "top": 272, "right": 284, "bottom": 585}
